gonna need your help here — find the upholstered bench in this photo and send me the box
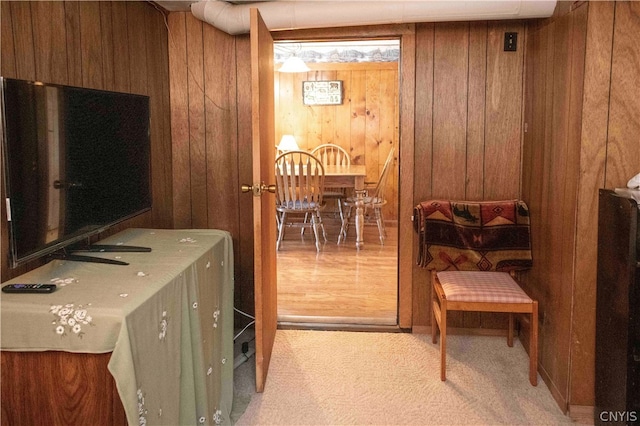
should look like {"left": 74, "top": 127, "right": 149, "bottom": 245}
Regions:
{"left": 414, "top": 199, "right": 539, "bottom": 386}
{"left": 431, "top": 270, "right": 538, "bottom": 386}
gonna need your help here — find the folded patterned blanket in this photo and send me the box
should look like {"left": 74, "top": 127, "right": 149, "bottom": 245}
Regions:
{"left": 414, "top": 199, "right": 532, "bottom": 271}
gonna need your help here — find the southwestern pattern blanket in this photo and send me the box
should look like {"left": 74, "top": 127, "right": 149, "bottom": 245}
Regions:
{"left": 414, "top": 199, "right": 532, "bottom": 272}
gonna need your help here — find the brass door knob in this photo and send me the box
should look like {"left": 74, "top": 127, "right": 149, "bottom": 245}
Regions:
{"left": 241, "top": 183, "right": 276, "bottom": 196}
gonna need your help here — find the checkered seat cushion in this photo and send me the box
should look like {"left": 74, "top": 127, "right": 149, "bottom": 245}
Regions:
{"left": 437, "top": 271, "right": 533, "bottom": 304}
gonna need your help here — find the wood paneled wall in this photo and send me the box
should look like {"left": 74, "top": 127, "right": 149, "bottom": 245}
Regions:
{"left": 167, "top": 13, "right": 255, "bottom": 317}
{"left": 0, "top": 1, "right": 172, "bottom": 281}
{"left": 275, "top": 62, "right": 399, "bottom": 220}
{"left": 522, "top": 0, "right": 640, "bottom": 415}
{"left": 10, "top": 2, "right": 639, "bottom": 417}
{"left": 411, "top": 19, "right": 527, "bottom": 332}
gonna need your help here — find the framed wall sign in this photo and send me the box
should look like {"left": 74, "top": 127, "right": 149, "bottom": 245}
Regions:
{"left": 302, "top": 80, "right": 343, "bottom": 105}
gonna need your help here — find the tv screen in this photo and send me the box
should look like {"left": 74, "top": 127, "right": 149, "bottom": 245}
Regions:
{"left": 1, "top": 77, "right": 151, "bottom": 267}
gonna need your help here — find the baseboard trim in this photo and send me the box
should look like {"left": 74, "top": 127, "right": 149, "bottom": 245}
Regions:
{"left": 278, "top": 321, "right": 405, "bottom": 333}
{"left": 569, "top": 405, "right": 594, "bottom": 424}
{"left": 538, "top": 362, "right": 569, "bottom": 414}
{"left": 277, "top": 314, "right": 396, "bottom": 326}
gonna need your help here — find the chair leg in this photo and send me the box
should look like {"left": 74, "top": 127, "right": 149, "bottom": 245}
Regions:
{"left": 276, "top": 212, "right": 286, "bottom": 250}
{"left": 375, "top": 207, "right": 385, "bottom": 245}
{"left": 336, "top": 198, "right": 345, "bottom": 243}
{"left": 530, "top": 301, "right": 539, "bottom": 386}
{"left": 337, "top": 205, "right": 351, "bottom": 244}
{"left": 311, "top": 213, "right": 321, "bottom": 252}
{"left": 316, "top": 210, "right": 327, "bottom": 243}
{"left": 301, "top": 213, "right": 309, "bottom": 236}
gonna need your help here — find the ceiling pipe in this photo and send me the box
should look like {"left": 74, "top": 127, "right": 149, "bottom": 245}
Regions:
{"left": 190, "top": 0, "right": 557, "bottom": 35}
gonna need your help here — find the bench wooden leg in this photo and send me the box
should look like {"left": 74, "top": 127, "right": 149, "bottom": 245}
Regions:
{"left": 508, "top": 313, "right": 514, "bottom": 347}
{"left": 431, "top": 278, "right": 438, "bottom": 344}
{"left": 440, "top": 299, "right": 447, "bottom": 381}
{"left": 530, "top": 301, "right": 539, "bottom": 386}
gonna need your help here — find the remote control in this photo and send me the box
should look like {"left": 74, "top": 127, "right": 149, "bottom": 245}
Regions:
{"left": 2, "top": 284, "right": 57, "bottom": 294}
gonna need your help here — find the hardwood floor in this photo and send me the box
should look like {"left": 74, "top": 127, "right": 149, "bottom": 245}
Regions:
{"left": 276, "top": 216, "right": 398, "bottom": 326}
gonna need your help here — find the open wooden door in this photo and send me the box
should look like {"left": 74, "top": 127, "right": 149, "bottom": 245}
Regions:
{"left": 249, "top": 8, "right": 277, "bottom": 393}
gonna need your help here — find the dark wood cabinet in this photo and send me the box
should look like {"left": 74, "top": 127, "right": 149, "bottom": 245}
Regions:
{"left": 596, "top": 189, "right": 640, "bottom": 425}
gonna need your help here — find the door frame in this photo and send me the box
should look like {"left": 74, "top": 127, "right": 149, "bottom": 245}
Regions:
{"left": 272, "top": 24, "right": 416, "bottom": 328}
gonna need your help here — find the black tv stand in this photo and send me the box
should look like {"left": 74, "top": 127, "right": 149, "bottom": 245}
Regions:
{"left": 49, "top": 244, "right": 152, "bottom": 266}
{"left": 49, "top": 251, "right": 130, "bottom": 266}
{"left": 73, "top": 244, "right": 152, "bottom": 253}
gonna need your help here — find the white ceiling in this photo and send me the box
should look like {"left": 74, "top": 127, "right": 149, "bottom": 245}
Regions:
{"left": 153, "top": 1, "right": 195, "bottom": 12}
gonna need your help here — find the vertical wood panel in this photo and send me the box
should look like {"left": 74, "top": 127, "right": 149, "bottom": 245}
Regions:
{"left": 31, "top": 1, "right": 68, "bottom": 84}
{"left": 412, "top": 23, "right": 434, "bottom": 329}
{"left": 292, "top": 72, "right": 307, "bottom": 148}
{"left": 277, "top": 72, "right": 295, "bottom": 137}
{"left": 365, "top": 69, "right": 381, "bottom": 181}
{"left": 380, "top": 69, "right": 397, "bottom": 220}
{"left": 398, "top": 28, "right": 416, "bottom": 328}
{"left": 1, "top": 2, "right": 17, "bottom": 78}
{"left": 571, "top": 0, "right": 611, "bottom": 407}
{"left": 484, "top": 21, "right": 524, "bottom": 200}
{"left": 606, "top": 1, "right": 640, "bottom": 187}
{"left": 99, "top": 2, "right": 115, "bottom": 90}
{"left": 562, "top": 4, "right": 596, "bottom": 403}
{"left": 203, "top": 24, "right": 239, "bottom": 234}
{"left": 126, "top": 2, "right": 147, "bottom": 95}
{"left": 64, "top": 1, "right": 82, "bottom": 86}
{"left": 321, "top": 70, "right": 337, "bottom": 147}
{"left": 79, "top": 2, "right": 104, "bottom": 89}
{"left": 466, "top": 21, "right": 487, "bottom": 201}
{"left": 145, "top": 4, "right": 173, "bottom": 229}
{"left": 168, "top": 13, "right": 191, "bottom": 228}
{"left": 111, "top": 2, "right": 130, "bottom": 93}
{"left": 335, "top": 70, "right": 351, "bottom": 150}
{"left": 547, "top": 10, "right": 573, "bottom": 400}
{"left": 350, "top": 69, "right": 367, "bottom": 164}
{"left": 187, "top": 15, "right": 207, "bottom": 228}
{"left": 432, "top": 22, "right": 468, "bottom": 199}
{"left": 10, "top": 2, "right": 36, "bottom": 81}
{"left": 305, "top": 73, "right": 322, "bottom": 149}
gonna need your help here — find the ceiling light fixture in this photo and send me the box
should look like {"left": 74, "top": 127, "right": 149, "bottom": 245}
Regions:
{"left": 278, "top": 56, "right": 310, "bottom": 73}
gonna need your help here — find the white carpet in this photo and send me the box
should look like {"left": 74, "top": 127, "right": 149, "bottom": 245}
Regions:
{"left": 235, "top": 329, "right": 572, "bottom": 425}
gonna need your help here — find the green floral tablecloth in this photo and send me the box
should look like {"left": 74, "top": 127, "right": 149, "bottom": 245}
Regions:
{"left": 1, "top": 228, "right": 234, "bottom": 425}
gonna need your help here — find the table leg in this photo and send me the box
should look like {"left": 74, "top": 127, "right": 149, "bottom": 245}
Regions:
{"left": 354, "top": 188, "right": 365, "bottom": 250}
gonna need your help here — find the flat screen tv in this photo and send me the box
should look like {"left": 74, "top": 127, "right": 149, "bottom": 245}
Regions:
{"left": 1, "top": 77, "right": 152, "bottom": 267}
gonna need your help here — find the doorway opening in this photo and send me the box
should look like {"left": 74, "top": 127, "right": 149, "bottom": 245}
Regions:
{"left": 273, "top": 39, "right": 400, "bottom": 327}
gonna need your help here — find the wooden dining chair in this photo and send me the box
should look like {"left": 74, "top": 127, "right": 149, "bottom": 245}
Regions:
{"left": 311, "top": 144, "right": 352, "bottom": 229}
{"left": 275, "top": 150, "right": 327, "bottom": 251}
{"left": 414, "top": 199, "right": 539, "bottom": 386}
{"left": 338, "top": 148, "right": 394, "bottom": 245}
